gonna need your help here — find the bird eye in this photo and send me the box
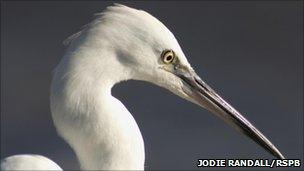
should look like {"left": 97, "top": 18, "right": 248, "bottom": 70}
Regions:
{"left": 162, "top": 50, "right": 175, "bottom": 64}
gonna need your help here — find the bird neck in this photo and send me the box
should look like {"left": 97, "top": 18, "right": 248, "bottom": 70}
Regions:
{"left": 50, "top": 47, "right": 145, "bottom": 170}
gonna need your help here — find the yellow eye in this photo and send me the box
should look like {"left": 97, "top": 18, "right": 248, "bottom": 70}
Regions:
{"left": 162, "top": 50, "right": 175, "bottom": 64}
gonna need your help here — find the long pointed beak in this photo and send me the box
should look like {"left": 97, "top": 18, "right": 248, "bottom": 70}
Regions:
{"left": 176, "top": 70, "right": 285, "bottom": 159}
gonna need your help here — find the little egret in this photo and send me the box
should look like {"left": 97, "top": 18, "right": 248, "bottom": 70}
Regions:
{"left": 1, "top": 4, "right": 285, "bottom": 170}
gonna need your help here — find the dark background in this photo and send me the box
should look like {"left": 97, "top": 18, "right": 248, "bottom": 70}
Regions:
{"left": 1, "top": 1, "right": 303, "bottom": 170}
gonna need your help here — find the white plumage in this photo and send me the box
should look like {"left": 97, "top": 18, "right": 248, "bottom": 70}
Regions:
{"left": 0, "top": 155, "right": 62, "bottom": 170}
{"left": 1, "top": 4, "right": 284, "bottom": 170}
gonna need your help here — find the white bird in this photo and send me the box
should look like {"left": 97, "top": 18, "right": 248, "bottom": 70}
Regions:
{"left": 1, "top": 4, "right": 285, "bottom": 170}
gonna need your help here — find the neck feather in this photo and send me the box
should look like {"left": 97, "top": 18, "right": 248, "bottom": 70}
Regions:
{"left": 50, "top": 45, "right": 145, "bottom": 170}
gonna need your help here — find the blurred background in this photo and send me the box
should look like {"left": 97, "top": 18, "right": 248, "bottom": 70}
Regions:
{"left": 1, "top": 1, "right": 303, "bottom": 170}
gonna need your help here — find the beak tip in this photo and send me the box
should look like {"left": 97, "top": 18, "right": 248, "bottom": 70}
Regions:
{"left": 276, "top": 151, "right": 286, "bottom": 160}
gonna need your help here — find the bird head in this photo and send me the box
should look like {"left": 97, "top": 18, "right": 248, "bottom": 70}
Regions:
{"left": 65, "top": 4, "right": 285, "bottom": 159}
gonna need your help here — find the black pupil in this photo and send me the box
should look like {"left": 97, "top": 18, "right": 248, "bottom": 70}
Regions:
{"left": 166, "top": 55, "right": 172, "bottom": 61}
